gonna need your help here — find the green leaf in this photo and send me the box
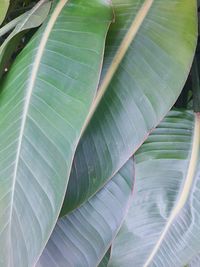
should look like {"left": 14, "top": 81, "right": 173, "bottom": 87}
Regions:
{"left": 109, "top": 110, "right": 200, "bottom": 267}
{"left": 61, "top": 0, "right": 197, "bottom": 215}
{"left": 0, "top": 0, "right": 51, "bottom": 76}
{"left": 0, "top": 1, "right": 112, "bottom": 266}
{"left": 0, "top": 0, "right": 9, "bottom": 26}
{"left": 36, "top": 159, "right": 134, "bottom": 267}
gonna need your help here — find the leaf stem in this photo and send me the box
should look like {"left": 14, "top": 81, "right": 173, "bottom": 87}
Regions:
{"left": 0, "top": 13, "right": 25, "bottom": 37}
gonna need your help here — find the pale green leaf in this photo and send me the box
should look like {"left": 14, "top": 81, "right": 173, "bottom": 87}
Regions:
{"left": 109, "top": 110, "right": 200, "bottom": 267}
{"left": 36, "top": 159, "right": 134, "bottom": 267}
{"left": 0, "top": 0, "right": 112, "bottom": 266}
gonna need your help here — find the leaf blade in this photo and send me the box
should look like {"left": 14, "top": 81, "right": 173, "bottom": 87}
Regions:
{"left": 62, "top": 0, "right": 197, "bottom": 215}
{"left": 0, "top": 1, "right": 112, "bottom": 266}
{"left": 109, "top": 110, "right": 200, "bottom": 267}
{"left": 36, "top": 159, "right": 134, "bottom": 267}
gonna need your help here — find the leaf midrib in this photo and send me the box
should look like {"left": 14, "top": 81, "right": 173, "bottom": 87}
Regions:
{"left": 80, "top": 0, "right": 154, "bottom": 134}
{"left": 8, "top": 0, "right": 68, "bottom": 260}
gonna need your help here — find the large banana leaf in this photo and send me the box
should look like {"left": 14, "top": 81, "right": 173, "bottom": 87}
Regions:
{"left": 108, "top": 110, "right": 200, "bottom": 267}
{"left": 36, "top": 159, "right": 134, "bottom": 267}
{"left": 0, "top": 0, "right": 51, "bottom": 76}
{"left": 0, "top": 1, "right": 112, "bottom": 266}
{"left": 0, "top": 0, "right": 9, "bottom": 26}
{"left": 61, "top": 0, "right": 197, "bottom": 215}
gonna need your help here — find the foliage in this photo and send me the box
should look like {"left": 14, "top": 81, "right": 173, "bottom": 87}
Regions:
{"left": 0, "top": 0, "right": 199, "bottom": 267}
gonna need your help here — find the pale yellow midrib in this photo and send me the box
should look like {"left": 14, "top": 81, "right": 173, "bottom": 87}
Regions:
{"left": 81, "top": 0, "right": 154, "bottom": 133}
{"left": 9, "top": 0, "right": 68, "bottom": 263}
{"left": 144, "top": 112, "right": 200, "bottom": 267}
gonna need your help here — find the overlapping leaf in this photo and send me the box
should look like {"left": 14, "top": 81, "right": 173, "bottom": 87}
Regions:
{"left": 36, "top": 159, "right": 134, "bottom": 267}
{"left": 0, "top": 0, "right": 51, "bottom": 76}
{"left": 0, "top": 0, "right": 112, "bottom": 266}
{"left": 61, "top": 0, "right": 197, "bottom": 215}
{"left": 109, "top": 110, "right": 200, "bottom": 267}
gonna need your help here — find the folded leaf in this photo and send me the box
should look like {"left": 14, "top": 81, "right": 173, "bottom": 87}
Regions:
{"left": 0, "top": 0, "right": 51, "bottom": 76}
{"left": 109, "top": 110, "right": 200, "bottom": 267}
{"left": 0, "top": 0, "right": 9, "bottom": 26}
{"left": 61, "top": 0, "right": 197, "bottom": 215}
{"left": 0, "top": 1, "right": 112, "bottom": 266}
{"left": 36, "top": 159, "right": 134, "bottom": 267}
